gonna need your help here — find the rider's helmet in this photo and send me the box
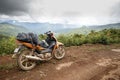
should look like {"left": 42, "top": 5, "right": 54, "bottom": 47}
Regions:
{"left": 45, "top": 31, "right": 54, "bottom": 37}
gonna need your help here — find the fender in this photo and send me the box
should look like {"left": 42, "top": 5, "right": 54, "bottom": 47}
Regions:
{"left": 52, "top": 41, "right": 64, "bottom": 54}
{"left": 12, "top": 45, "right": 25, "bottom": 59}
{"left": 56, "top": 41, "right": 64, "bottom": 48}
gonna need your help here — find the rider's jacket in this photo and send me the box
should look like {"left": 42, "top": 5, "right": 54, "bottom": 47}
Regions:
{"left": 45, "top": 36, "right": 56, "bottom": 45}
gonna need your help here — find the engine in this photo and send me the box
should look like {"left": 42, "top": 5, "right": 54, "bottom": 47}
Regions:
{"left": 38, "top": 53, "right": 52, "bottom": 59}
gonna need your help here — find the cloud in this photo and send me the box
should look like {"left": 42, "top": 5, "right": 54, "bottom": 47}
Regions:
{"left": 0, "top": 0, "right": 30, "bottom": 16}
{"left": 0, "top": 0, "right": 120, "bottom": 25}
{"left": 28, "top": 0, "right": 120, "bottom": 25}
{"left": 111, "top": 2, "right": 120, "bottom": 18}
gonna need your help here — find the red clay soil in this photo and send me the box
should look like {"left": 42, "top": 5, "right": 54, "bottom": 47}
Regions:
{"left": 0, "top": 44, "right": 120, "bottom": 80}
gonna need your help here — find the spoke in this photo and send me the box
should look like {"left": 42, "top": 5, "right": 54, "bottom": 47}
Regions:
{"left": 58, "top": 50, "right": 64, "bottom": 56}
{"left": 22, "top": 54, "right": 26, "bottom": 57}
{"left": 21, "top": 58, "right": 28, "bottom": 64}
{"left": 25, "top": 62, "right": 28, "bottom": 67}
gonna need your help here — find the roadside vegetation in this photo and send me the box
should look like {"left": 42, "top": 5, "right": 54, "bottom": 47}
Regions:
{"left": 0, "top": 36, "right": 16, "bottom": 55}
{"left": 0, "top": 28, "right": 120, "bottom": 55}
{"left": 57, "top": 29, "right": 120, "bottom": 46}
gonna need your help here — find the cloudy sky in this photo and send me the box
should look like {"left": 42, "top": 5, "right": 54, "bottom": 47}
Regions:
{"left": 0, "top": 0, "right": 120, "bottom": 25}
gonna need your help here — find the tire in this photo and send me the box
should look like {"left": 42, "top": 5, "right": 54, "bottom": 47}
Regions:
{"left": 54, "top": 46, "right": 65, "bottom": 60}
{"left": 17, "top": 50, "right": 36, "bottom": 71}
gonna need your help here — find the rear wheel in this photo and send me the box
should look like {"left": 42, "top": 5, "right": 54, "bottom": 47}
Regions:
{"left": 54, "top": 46, "right": 65, "bottom": 60}
{"left": 17, "top": 50, "right": 36, "bottom": 71}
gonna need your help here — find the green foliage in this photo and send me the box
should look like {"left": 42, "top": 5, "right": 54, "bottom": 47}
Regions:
{"left": 57, "top": 29, "right": 120, "bottom": 46}
{"left": 0, "top": 34, "right": 9, "bottom": 40}
{"left": 38, "top": 34, "right": 47, "bottom": 40}
{"left": 0, "top": 37, "right": 16, "bottom": 55}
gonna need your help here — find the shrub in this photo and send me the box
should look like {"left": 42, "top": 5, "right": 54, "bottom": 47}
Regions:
{"left": 57, "top": 29, "right": 120, "bottom": 46}
{"left": 0, "top": 37, "right": 16, "bottom": 55}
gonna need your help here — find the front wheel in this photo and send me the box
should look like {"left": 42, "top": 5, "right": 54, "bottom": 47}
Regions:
{"left": 17, "top": 49, "right": 36, "bottom": 71}
{"left": 54, "top": 46, "right": 65, "bottom": 60}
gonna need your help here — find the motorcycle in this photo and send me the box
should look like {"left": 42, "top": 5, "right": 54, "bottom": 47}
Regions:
{"left": 12, "top": 32, "right": 65, "bottom": 71}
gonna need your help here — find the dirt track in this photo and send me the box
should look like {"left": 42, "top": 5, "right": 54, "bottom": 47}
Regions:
{"left": 0, "top": 44, "right": 120, "bottom": 80}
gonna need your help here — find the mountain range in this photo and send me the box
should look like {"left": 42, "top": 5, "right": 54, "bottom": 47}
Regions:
{"left": 0, "top": 20, "right": 120, "bottom": 36}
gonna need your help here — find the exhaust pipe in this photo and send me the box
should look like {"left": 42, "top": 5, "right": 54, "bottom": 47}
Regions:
{"left": 25, "top": 55, "right": 42, "bottom": 60}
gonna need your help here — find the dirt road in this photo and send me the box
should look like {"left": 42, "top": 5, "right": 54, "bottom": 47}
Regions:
{"left": 0, "top": 44, "right": 120, "bottom": 80}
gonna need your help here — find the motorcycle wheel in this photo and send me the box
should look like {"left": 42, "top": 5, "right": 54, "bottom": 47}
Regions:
{"left": 54, "top": 46, "right": 65, "bottom": 60}
{"left": 17, "top": 49, "right": 36, "bottom": 71}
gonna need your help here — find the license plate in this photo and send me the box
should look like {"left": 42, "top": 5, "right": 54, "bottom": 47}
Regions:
{"left": 14, "top": 48, "right": 19, "bottom": 53}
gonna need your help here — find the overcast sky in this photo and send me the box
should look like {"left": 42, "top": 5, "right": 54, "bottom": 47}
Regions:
{"left": 0, "top": 0, "right": 120, "bottom": 25}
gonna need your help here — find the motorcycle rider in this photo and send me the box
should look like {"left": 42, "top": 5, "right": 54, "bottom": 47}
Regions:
{"left": 44, "top": 31, "right": 57, "bottom": 49}
{"left": 37, "top": 31, "right": 56, "bottom": 55}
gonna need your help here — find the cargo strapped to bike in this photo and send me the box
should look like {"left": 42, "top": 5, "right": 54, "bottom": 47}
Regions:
{"left": 16, "top": 33, "right": 39, "bottom": 45}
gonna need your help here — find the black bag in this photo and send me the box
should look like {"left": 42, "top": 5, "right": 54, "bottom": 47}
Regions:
{"left": 16, "top": 33, "right": 31, "bottom": 42}
{"left": 16, "top": 33, "right": 39, "bottom": 45}
{"left": 28, "top": 33, "right": 39, "bottom": 45}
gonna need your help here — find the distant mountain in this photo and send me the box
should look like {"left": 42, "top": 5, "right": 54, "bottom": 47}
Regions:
{"left": 0, "top": 23, "right": 28, "bottom": 36}
{"left": 89, "top": 23, "right": 120, "bottom": 30}
{"left": 1, "top": 20, "right": 79, "bottom": 34}
{"left": 15, "top": 22, "right": 67, "bottom": 34}
{"left": 0, "top": 20, "right": 120, "bottom": 35}
{"left": 57, "top": 23, "right": 120, "bottom": 34}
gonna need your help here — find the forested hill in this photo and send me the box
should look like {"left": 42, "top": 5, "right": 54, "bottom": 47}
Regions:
{"left": 57, "top": 23, "right": 120, "bottom": 34}
{"left": 0, "top": 23, "right": 28, "bottom": 36}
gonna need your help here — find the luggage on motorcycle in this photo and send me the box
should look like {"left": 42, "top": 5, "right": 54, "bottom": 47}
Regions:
{"left": 16, "top": 33, "right": 39, "bottom": 45}
{"left": 28, "top": 33, "right": 39, "bottom": 45}
{"left": 17, "top": 33, "right": 31, "bottom": 42}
